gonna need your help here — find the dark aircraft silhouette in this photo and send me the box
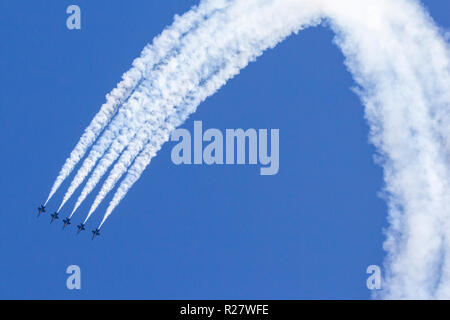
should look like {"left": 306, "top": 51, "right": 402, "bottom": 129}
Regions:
{"left": 50, "top": 212, "right": 59, "bottom": 223}
{"left": 37, "top": 205, "right": 46, "bottom": 217}
{"left": 91, "top": 228, "right": 100, "bottom": 240}
{"left": 77, "top": 223, "right": 86, "bottom": 234}
{"left": 62, "top": 217, "right": 71, "bottom": 229}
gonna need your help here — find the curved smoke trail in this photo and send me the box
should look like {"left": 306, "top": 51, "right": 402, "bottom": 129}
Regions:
{"left": 46, "top": 0, "right": 233, "bottom": 207}
{"left": 322, "top": 0, "right": 450, "bottom": 299}
{"left": 47, "top": 0, "right": 450, "bottom": 299}
{"left": 83, "top": 0, "right": 310, "bottom": 220}
{"left": 104, "top": 0, "right": 450, "bottom": 299}
{"left": 68, "top": 0, "right": 257, "bottom": 217}
{"left": 98, "top": 0, "right": 324, "bottom": 223}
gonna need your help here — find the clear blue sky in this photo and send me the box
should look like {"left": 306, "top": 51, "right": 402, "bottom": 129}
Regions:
{"left": 0, "top": 1, "right": 448, "bottom": 299}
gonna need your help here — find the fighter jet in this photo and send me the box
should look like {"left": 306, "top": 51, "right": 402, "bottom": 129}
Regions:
{"left": 37, "top": 205, "right": 46, "bottom": 217}
{"left": 62, "top": 217, "right": 71, "bottom": 229}
{"left": 50, "top": 212, "right": 59, "bottom": 224}
{"left": 76, "top": 223, "right": 86, "bottom": 235}
{"left": 91, "top": 228, "right": 100, "bottom": 240}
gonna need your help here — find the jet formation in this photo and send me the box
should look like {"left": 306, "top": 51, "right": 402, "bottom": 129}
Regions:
{"left": 36, "top": 204, "right": 101, "bottom": 240}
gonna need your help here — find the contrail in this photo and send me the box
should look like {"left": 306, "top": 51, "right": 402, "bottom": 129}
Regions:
{"left": 45, "top": 0, "right": 233, "bottom": 207}
{"left": 67, "top": 0, "right": 252, "bottom": 216}
{"left": 48, "top": 0, "right": 450, "bottom": 299}
{"left": 97, "top": 1, "right": 324, "bottom": 227}
{"left": 86, "top": 0, "right": 323, "bottom": 221}
{"left": 73, "top": 87, "right": 199, "bottom": 218}
{"left": 321, "top": 0, "right": 450, "bottom": 299}
{"left": 105, "top": 0, "right": 450, "bottom": 299}
{"left": 95, "top": 0, "right": 326, "bottom": 222}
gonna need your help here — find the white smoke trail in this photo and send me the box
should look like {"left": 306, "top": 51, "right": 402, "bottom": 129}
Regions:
{"left": 85, "top": 131, "right": 163, "bottom": 224}
{"left": 79, "top": 0, "right": 307, "bottom": 220}
{"left": 50, "top": 0, "right": 450, "bottom": 299}
{"left": 45, "top": 67, "right": 135, "bottom": 206}
{"left": 68, "top": 124, "right": 139, "bottom": 217}
{"left": 320, "top": 0, "right": 450, "bottom": 299}
{"left": 68, "top": 0, "right": 254, "bottom": 217}
{"left": 53, "top": 0, "right": 235, "bottom": 211}
{"left": 98, "top": 0, "right": 450, "bottom": 299}
{"left": 97, "top": 0, "right": 325, "bottom": 223}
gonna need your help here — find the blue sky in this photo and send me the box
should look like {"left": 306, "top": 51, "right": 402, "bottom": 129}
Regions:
{"left": 0, "top": 1, "right": 448, "bottom": 299}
